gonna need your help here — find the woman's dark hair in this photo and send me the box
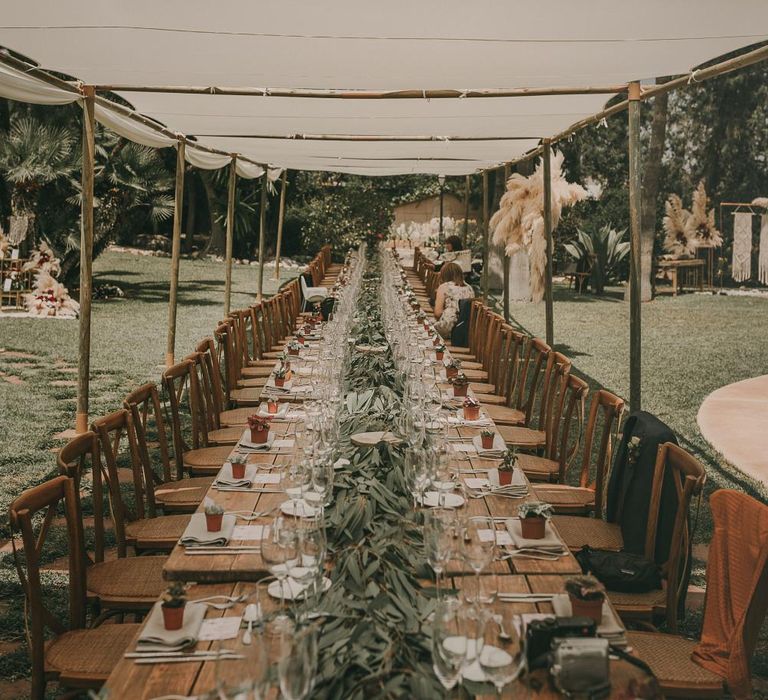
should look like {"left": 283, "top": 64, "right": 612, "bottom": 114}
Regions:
{"left": 439, "top": 262, "right": 465, "bottom": 286}
{"left": 444, "top": 235, "right": 464, "bottom": 252}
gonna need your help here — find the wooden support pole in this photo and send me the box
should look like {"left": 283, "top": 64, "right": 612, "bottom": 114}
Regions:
{"left": 543, "top": 140, "right": 554, "bottom": 347}
{"left": 165, "top": 139, "right": 185, "bottom": 368}
{"left": 628, "top": 82, "right": 642, "bottom": 411}
{"left": 224, "top": 155, "right": 237, "bottom": 316}
{"left": 272, "top": 170, "right": 288, "bottom": 280}
{"left": 481, "top": 171, "right": 490, "bottom": 301}
{"left": 257, "top": 169, "right": 268, "bottom": 302}
{"left": 502, "top": 164, "right": 511, "bottom": 322}
{"left": 76, "top": 86, "right": 95, "bottom": 434}
{"left": 463, "top": 174, "right": 470, "bottom": 240}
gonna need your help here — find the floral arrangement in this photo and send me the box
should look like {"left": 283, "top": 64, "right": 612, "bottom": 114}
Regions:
{"left": 161, "top": 581, "right": 188, "bottom": 608}
{"left": 450, "top": 373, "right": 469, "bottom": 387}
{"left": 685, "top": 181, "right": 722, "bottom": 248}
{"left": 500, "top": 447, "right": 518, "bottom": 472}
{"left": 22, "top": 241, "right": 61, "bottom": 277}
{"left": 25, "top": 271, "right": 79, "bottom": 318}
{"left": 565, "top": 576, "right": 605, "bottom": 602}
{"left": 518, "top": 501, "right": 553, "bottom": 519}
{"left": 247, "top": 416, "right": 271, "bottom": 432}
{"left": 274, "top": 364, "right": 289, "bottom": 380}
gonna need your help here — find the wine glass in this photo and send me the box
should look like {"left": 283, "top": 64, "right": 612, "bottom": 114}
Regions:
{"left": 424, "top": 512, "right": 455, "bottom": 601}
{"left": 278, "top": 625, "right": 318, "bottom": 700}
{"left": 432, "top": 599, "right": 470, "bottom": 692}
{"left": 432, "top": 446, "right": 457, "bottom": 508}
{"left": 460, "top": 516, "right": 497, "bottom": 603}
{"left": 214, "top": 630, "right": 268, "bottom": 699}
{"left": 478, "top": 609, "right": 526, "bottom": 697}
{"left": 261, "top": 516, "right": 299, "bottom": 627}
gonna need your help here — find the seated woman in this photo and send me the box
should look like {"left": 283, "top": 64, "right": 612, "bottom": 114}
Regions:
{"left": 437, "top": 235, "right": 464, "bottom": 264}
{"left": 433, "top": 262, "right": 474, "bottom": 338}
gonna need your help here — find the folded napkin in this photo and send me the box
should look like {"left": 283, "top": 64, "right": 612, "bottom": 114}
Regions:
{"left": 180, "top": 513, "right": 236, "bottom": 547}
{"left": 551, "top": 594, "right": 626, "bottom": 642}
{"left": 472, "top": 433, "right": 506, "bottom": 458}
{"left": 255, "top": 402, "right": 289, "bottom": 419}
{"left": 214, "top": 463, "right": 258, "bottom": 488}
{"left": 505, "top": 518, "right": 567, "bottom": 552}
{"left": 450, "top": 409, "right": 492, "bottom": 426}
{"left": 239, "top": 430, "right": 275, "bottom": 450}
{"left": 136, "top": 601, "right": 206, "bottom": 652}
{"left": 487, "top": 468, "right": 529, "bottom": 496}
{"left": 266, "top": 377, "right": 293, "bottom": 391}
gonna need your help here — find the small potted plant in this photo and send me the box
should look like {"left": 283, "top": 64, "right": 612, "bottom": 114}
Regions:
{"left": 480, "top": 428, "right": 496, "bottom": 450}
{"left": 565, "top": 576, "right": 606, "bottom": 624}
{"left": 230, "top": 455, "right": 248, "bottom": 480}
{"left": 204, "top": 502, "right": 225, "bottom": 532}
{"left": 296, "top": 331, "right": 306, "bottom": 346}
{"left": 499, "top": 447, "right": 518, "bottom": 485}
{"left": 463, "top": 397, "right": 480, "bottom": 420}
{"left": 161, "top": 582, "right": 187, "bottom": 631}
{"left": 434, "top": 343, "right": 446, "bottom": 361}
{"left": 432, "top": 334, "right": 442, "bottom": 347}
{"left": 446, "top": 359, "right": 462, "bottom": 379}
{"left": 274, "top": 365, "right": 289, "bottom": 388}
{"left": 450, "top": 373, "right": 469, "bottom": 398}
{"left": 248, "top": 415, "right": 271, "bottom": 444}
{"left": 287, "top": 341, "right": 302, "bottom": 357}
{"left": 267, "top": 398, "right": 279, "bottom": 415}
{"left": 517, "top": 501, "right": 554, "bottom": 540}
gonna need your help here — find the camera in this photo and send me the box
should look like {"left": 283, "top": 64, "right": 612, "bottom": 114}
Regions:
{"left": 526, "top": 616, "right": 597, "bottom": 668}
{"left": 551, "top": 637, "right": 611, "bottom": 698}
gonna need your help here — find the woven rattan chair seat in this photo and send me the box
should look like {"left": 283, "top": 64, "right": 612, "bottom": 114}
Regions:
{"left": 241, "top": 365, "right": 274, "bottom": 378}
{"left": 236, "top": 377, "right": 269, "bottom": 389}
{"left": 532, "top": 485, "right": 595, "bottom": 513}
{"left": 207, "top": 426, "right": 243, "bottom": 445}
{"left": 516, "top": 453, "right": 560, "bottom": 481}
{"left": 552, "top": 515, "right": 623, "bottom": 551}
{"left": 87, "top": 556, "right": 167, "bottom": 606}
{"left": 46, "top": 623, "right": 141, "bottom": 685}
{"left": 483, "top": 404, "right": 526, "bottom": 426}
{"left": 154, "top": 476, "right": 213, "bottom": 511}
{"left": 608, "top": 586, "right": 667, "bottom": 616}
{"left": 247, "top": 359, "right": 279, "bottom": 368}
{"left": 626, "top": 632, "right": 723, "bottom": 698}
{"left": 498, "top": 425, "right": 546, "bottom": 449}
{"left": 182, "top": 446, "right": 232, "bottom": 468}
{"left": 231, "top": 388, "right": 262, "bottom": 405}
{"left": 473, "top": 392, "right": 507, "bottom": 406}
{"left": 457, "top": 359, "right": 483, "bottom": 369}
{"left": 469, "top": 381, "right": 496, "bottom": 394}
{"left": 219, "top": 407, "right": 254, "bottom": 427}
{"left": 125, "top": 514, "right": 189, "bottom": 550}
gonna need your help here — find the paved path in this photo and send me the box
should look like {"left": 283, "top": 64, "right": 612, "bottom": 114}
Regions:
{"left": 697, "top": 374, "right": 768, "bottom": 486}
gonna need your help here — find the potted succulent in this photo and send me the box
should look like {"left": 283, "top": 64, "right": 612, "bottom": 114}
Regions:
{"left": 480, "top": 428, "right": 496, "bottom": 450}
{"left": 274, "top": 365, "right": 289, "bottom": 388}
{"left": 517, "top": 501, "right": 554, "bottom": 540}
{"left": 450, "top": 373, "right": 470, "bottom": 398}
{"left": 230, "top": 455, "right": 248, "bottom": 480}
{"left": 296, "top": 331, "right": 306, "bottom": 346}
{"left": 248, "top": 415, "right": 271, "bottom": 444}
{"left": 499, "top": 447, "right": 518, "bottom": 485}
{"left": 204, "top": 502, "right": 225, "bottom": 532}
{"left": 434, "top": 343, "right": 446, "bottom": 361}
{"left": 432, "top": 334, "right": 442, "bottom": 347}
{"left": 161, "top": 582, "right": 188, "bottom": 631}
{"left": 267, "top": 398, "right": 279, "bottom": 415}
{"left": 565, "top": 576, "right": 606, "bottom": 623}
{"left": 463, "top": 397, "right": 481, "bottom": 421}
{"left": 287, "top": 341, "right": 302, "bottom": 357}
{"left": 445, "top": 359, "right": 462, "bottom": 379}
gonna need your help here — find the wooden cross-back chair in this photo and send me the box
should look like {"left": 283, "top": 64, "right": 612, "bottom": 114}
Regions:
{"left": 226, "top": 312, "right": 274, "bottom": 380}
{"left": 214, "top": 321, "right": 264, "bottom": 406}
{"left": 9, "top": 475, "right": 140, "bottom": 700}
{"left": 124, "top": 382, "right": 213, "bottom": 512}
{"left": 484, "top": 328, "right": 529, "bottom": 426}
{"left": 534, "top": 389, "right": 625, "bottom": 515}
{"left": 57, "top": 431, "right": 168, "bottom": 615}
{"left": 92, "top": 409, "right": 189, "bottom": 552}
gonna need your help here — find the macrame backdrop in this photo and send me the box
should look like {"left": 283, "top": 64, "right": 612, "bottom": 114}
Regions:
{"left": 759, "top": 214, "right": 768, "bottom": 285}
{"left": 732, "top": 212, "right": 752, "bottom": 282}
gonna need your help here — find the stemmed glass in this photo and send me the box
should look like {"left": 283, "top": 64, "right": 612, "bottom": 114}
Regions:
{"left": 478, "top": 609, "right": 527, "bottom": 698}
{"left": 278, "top": 624, "right": 318, "bottom": 700}
{"left": 432, "top": 599, "right": 467, "bottom": 693}
{"left": 404, "top": 445, "right": 432, "bottom": 506}
{"left": 460, "top": 516, "right": 497, "bottom": 604}
{"left": 432, "top": 446, "right": 457, "bottom": 508}
{"left": 260, "top": 516, "right": 299, "bottom": 628}
{"left": 424, "top": 511, "right": 455, "bottom": 601}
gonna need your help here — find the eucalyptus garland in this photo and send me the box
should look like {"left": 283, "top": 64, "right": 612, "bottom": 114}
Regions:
{"left": 309, "top": 250, "right": 444, "bottom": 699}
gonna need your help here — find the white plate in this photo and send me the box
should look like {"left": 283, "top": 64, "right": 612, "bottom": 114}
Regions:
{"left": 280, "top": 499, "right": 320, "bottom": 518}
{"left": 267, "top": 576, "right": 332, "bottom": 601}
{"left": 419, "top": 491, "right": 465, "bottom": 509}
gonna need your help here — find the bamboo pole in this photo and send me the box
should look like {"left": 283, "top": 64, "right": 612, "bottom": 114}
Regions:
{"left": 628, "top": 82, "right": 642, "bottom": 411}
{"left": 272, "top": 170, "right": 288, "bottom": 280}
{"left": 463, "top": 175, "right": 470, "bottom": 240}
{"left": 224, "top": 155, "right": 237, "bottom": 316}
{"left": 481, "top": 171, "right": 490, "bottom": 301}
{"left": 543, "top": 140, "right": 554, "bottom": 347}
{"left": 257, "top": 169, "right": 268, "bottom": 302}
{"left": 502, "top": 163, "right": 511, "bottom": 322}
{"left": 76, "top": 86, "right": 95, "bottom": 434}
{"left": 165, "top": 139, "right": 186, "bottom": 368}
{"left": 195, "top": 133, "right": 539, "bottom": 142}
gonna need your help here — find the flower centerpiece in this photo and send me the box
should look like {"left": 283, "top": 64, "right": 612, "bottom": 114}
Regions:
{"left": 248, "top": 415, "right": 271, "bottom": 444}
{"left": 204, "top": 501, "right": 225, "bottom": 532}
{"left": 274, "top": 364, "right": 289, "bottom": 388}
{"left": 161, "top": 582, "right": 188, "bottom": 630}
{"left": 450, "top": 373, "right": 469, "bottom": 398}
{"left": 230, "top": 454, "right": 248, "bottom": 479}
{"left": 565, "top": 576, "right": 606, "bottom": 623}
{"left": 462, "top": 396, "right": 480, "bottom": 421}
{"left": 434, "top": 343, "right": 446, "bottom": 361}
{"left": 499, "top": 447, "right": 518, "bottom": 485}
{"left": 517, "top": 501, "right": 554, "bottom": 540}
{"left": 480, "top": 428, "right": 496, "bottom": 450}
{"left": 445, "top": 358, "right": 461, "bottom": 379}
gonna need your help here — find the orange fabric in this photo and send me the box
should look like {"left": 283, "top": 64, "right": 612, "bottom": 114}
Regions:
{"left": 692, "top": 490, "right": 768, "bottom": 699}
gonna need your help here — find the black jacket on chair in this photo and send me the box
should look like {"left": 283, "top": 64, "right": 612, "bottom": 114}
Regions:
{"left": 451, "top": 298, "right": 472, "bottom": 348}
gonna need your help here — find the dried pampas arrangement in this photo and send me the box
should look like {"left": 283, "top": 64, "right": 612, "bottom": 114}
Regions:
{"left": 686, "top": 181, "right": 722, "bottom": 247}
{"left": 662, "top": 194, "right": 697, "bottom": 257}
{"left": 22, "top": 241, "right": 61, "bottom": 276}
{"left": 25, "top": 270, "right": 79, "bottom": 318}
{"left": 0, "top": 228, "right": 8, "bottom": 260}
{"left": 490, "top": 150, "right": 588, "bottom": 302}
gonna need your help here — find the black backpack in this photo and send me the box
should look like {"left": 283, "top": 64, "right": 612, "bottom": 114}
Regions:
{"left": 451, "top": 297, "right": 472, "bottom": 347}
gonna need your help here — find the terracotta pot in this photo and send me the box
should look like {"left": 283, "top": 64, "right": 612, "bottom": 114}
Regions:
{"left": 250, "top": 427, "right": 269, "bottom": 444}
{"left": 435, "top": 351, "right": 444, "bottom": 361}
{"left": 446, "top": 366, "right": 458, "bottom": 379}
{"left": 463, "top": 405, "right": 480, "bottom": 421}
{"left": 289, "top": 348, "right": 300, "bottom": 356}
{"left": 433, "top": 336, "right": 441, "bottom": 347}
{"left": 297, "top": 336, "right": 305, "bottom": 345}
{"left": 423, "top": 322, "right": 430, "bottom": 332}
{"left": 231, "top": 462, "right": 246, "bottom": 479}
{"left": 453, "top": 384, "right": 468, "bottom": 398}
{"left": 498, "top": 469, "right": 513, "bottom": 486}
{"left": 267, "top": 400, "right": 279, "bottom": 415}
{"left": 275, "top": 376, "right": 286, "bottom": 388}
{"left": 205, "top": 513, "right": 223, "bottom": 532}
{"left": 520, "top": 516, "right": 546, "bottom": 540}
{"left": 569, "top": 594, "right": 605, "bottom": 624}
{"left": 162, "top": 603, "right": 185, "bottom": 631}
{"left": 481, "top": 434, "right": 495, "bottom": 449}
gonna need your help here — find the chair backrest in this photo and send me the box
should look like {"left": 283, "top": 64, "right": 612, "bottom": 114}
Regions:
{"left": 195, "top": 336, "right": 226, "bottom": 420}
{"left": 214, "top": 321, "right": 239, "bottom": 397}
{"left": 123, "top": 382, "right": 176, "bottom": 482}
{"left": 9, "top": 475, "right": 87, "bottom": 699}
{"left": 693, "top": 489, "right": 768, "bottom": 696}
{"left": 162, "top": 358, "right": 206, "bottom": 465}
{"left": 548, "top": 372, "right": 589, "bottom": 479}
{"left": 514, "top": 336, "right": 551, "bottom": 423}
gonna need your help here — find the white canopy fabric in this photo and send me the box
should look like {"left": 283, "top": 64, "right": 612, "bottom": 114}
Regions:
{"left": 1, "top": 1, "right": 767, "bottom": 174}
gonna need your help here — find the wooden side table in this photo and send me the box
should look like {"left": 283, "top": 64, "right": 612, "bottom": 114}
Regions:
{"left": 654, "top": 258, "right": 705, "bottom": 296}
